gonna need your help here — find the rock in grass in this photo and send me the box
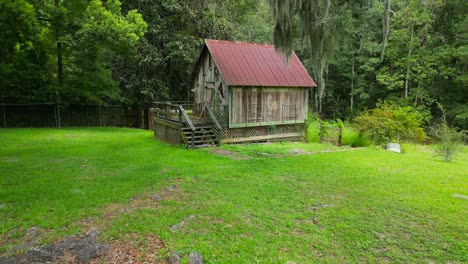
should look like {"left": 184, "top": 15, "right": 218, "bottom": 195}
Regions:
{"left": 169, "top": 253, "right": 181, "bottom": 264}
{"left": 188, "top": 252, "right": 204, "bottom": 264}
{"left": 53, "top": 230, "right": 108, "bottom": 261}
{"left": 385, "top": 143, "right": 401, "bottom": 154}
{"left": 170, "top": 215, "right": 195, "bottom": 231}
{"left": 166, "top": 185, "right": 177, "bottom": 192}
{"left": 453, "top": 194, "right": 468, "bottom": 200}
{"left": 86, "top": 229, "right": 99, "bottom": 240}
{"left": 310, "top": 204, "right": 335, "bottom": 211}
{"left": 0, "top": 230, "right": 109, "bottom": 263}
{"left": 151, "top": 194, "right": 162, "bottom": 201}
{"left": 27, "top": 227, "right": 40, "bottom": 239}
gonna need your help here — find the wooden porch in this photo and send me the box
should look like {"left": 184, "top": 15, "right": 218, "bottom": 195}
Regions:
{"left": 151, "top": 101, "right": 222, "bottom": 148}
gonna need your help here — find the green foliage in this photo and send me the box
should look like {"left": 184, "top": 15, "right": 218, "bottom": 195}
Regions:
{"left": 306, "top": 112, "right": 321, "bottom": 143}
{"left": 431, "top": 104, "right": 465, "bottom": 162}
{"left": 0, "top": 0, "right": 147, "bottom": 104}
{"left": 114, "top": 0, "right": 236, "bottom": 105}
{"left": 269, "top": 0, "right": 467, "bottom": 131}
{"left": 306, "top": 116, "right": 369, "bottom": 146}
{"left": 341, "top": 125, "right": 371, "bottom": 147}
{"left": 0, "top": 0, "right": 49, "bottom": 102}
{"left": 354, "top": 101, "right": 427, "bottom": 145}
{"left": 64, "top": 0, "right": 147, "bottom": 104}
{"left": 1, "top": 0, "right": 467, "bottom": 134}
{"left": 318, "top": 120, "right": 341, "bottom": 145}
{"left": 269, "top": 0, "right": 342, "bottom": 113}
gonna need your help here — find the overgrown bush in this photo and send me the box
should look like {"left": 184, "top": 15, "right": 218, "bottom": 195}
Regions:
{"left": 318, "top": 120, "right": 341, "bottom": 144}
{"left": 431, "top": 104, "right": 464, "bottom": 162}
{"left": 307, "top": 116, "right": 370, "bottom": 147}
{"left": 342, "top": 125, "right": 371, "bottom": 147}
{"left": 354, "top": 101, "right": 427, "bottom": 146}
{"left": 306, "top": 113, "right": 321, "bottom": 143}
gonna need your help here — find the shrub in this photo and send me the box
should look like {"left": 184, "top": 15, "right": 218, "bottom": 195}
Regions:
{"left": 354, "top": 101, "right": 427, "bottom": 146}
{"left": 318, "top": 120, "right": 340, "bottom": 144}
{"left": 342, "top": 125, "right": 371, "bottom": 147}
{"left": 306, "top": 113, "right": 321, "bottom": 143}
{"left": 431, "top": 104, "right": 464, "bottom": 162}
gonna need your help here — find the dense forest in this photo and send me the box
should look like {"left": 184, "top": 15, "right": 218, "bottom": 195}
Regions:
{"left": 1, "top": 0, "right": 466, "bottom": 129}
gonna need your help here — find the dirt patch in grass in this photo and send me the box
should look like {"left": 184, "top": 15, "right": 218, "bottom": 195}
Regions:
{"left": 0, "top": 227, "right": 27, "bottom": 253}
{"left": 0, "top": 230, "right": 108, "bottom": 264}
{"left": 2, "top": 231, "right": 167, "bottom": 264}
{"left": 74, "top": 183, "right": 183, "bottom": 233}
{"left": 209, "top": 148, "right": 250, "bottom": 160}
{"left": 257, "top": 147, "right": 364, "bottom": 157}
{"left": 91, "top": 233, "right": 167, "bottom": 264}
{"left": 0, "top": 183, "right": 182, "bottom": 262}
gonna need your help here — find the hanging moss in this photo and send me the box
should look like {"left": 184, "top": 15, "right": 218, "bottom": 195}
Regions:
{"left": 269, "top": 0, "right": 340, "bottom": 113}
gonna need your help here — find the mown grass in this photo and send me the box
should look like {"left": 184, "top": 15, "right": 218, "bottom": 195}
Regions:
{"left": 0, "top": 128, "right": 467, "bottom": 263}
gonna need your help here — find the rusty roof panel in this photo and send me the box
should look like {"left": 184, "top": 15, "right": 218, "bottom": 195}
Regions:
{"left": 204, "top": 39, "right": 316, "bottom": 87}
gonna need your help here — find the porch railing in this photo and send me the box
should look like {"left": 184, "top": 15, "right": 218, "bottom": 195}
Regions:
{"left": 153, "top": 101, "right": 193, "bottom": 120}
{"left": 152, "top": 101, "right": 196, "bottom": 147}
{"left": 204, "top": 105, "right": 222, "bottom": 146}
{"left": 180, "top": 105, "right": 195, "bottom": 148}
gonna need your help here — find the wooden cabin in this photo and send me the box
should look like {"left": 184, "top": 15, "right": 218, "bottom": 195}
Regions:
{"left": 152, "top": 39, "right": 316, "bottom": 148}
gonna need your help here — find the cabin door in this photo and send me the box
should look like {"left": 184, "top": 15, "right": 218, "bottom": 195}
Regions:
{"left": 246, "top": 88, "right": 263, "bottom": 123}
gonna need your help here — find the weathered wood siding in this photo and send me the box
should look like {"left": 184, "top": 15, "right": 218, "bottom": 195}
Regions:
{"left": 193, "top": 52, "right": 228, "bottom": 112}
{"left": 230, "top": 87, "right": 308, "bottom": 127}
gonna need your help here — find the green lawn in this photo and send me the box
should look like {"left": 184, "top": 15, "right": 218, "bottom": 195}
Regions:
{"left": 0, "top": 128, "right": 467, "bottom": 263}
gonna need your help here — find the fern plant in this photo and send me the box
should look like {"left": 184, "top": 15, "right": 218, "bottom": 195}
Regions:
{"left": 432, "top": 104, "right": 464, "bottom": 162}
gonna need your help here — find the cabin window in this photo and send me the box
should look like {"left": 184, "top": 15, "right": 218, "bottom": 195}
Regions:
{"left": 282, "top": 104, "right": 297, "bottom": 121}
{"left": 247, "top": 104, "right": 262, "bottom": 123}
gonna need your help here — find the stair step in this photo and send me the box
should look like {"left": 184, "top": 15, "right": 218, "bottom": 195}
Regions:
{"left": 186, "top": 135, "right": 216, "bottom": 139}
{"left": 182, "top": 126, "right": 213, "bottom": 131}
{"left": 182, "top": 129, "right": 215, "bottom": 132}
{"left": 193, "top": 139, "right": 216, "bottom": 143}
{"left": 180, "top": 125, "right": 219, "bottom": 149}
{"left": 182, "top": 131, "right": 215, "bottom": 135}
{"left": 183, "top": 131, "right": 214, "bottom": 135}
{"left": 183, "top": 130, "right": 215, "bottom": 134}
{"left": 192, "top": 144, "right": 215, "bottom": 148}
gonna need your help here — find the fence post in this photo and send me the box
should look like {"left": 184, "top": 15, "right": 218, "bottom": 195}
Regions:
{"left": 57, "top": 102, "right": 62, "bottom": 128}
{"left": 148, "top": 110, "right": 153, "bottom": 130}
{"left": 98, "top": 105, "right": 102, "bottom": 126}
{"left": 54, "top": 103, "right": 58, "bottom": 127}
{"left": 2, "top": 102, "right": 6, "bottom": 128}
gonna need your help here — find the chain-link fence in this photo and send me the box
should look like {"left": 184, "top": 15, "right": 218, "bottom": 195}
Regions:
{"left": 0, "top": 103, "right": 150, "bottom": 129}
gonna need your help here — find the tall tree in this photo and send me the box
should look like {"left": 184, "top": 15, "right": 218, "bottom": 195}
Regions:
{"left": 269, "top": 0, "right": 342, "bottom": 114}
{"left": 114, "top": 0, "right": 235, "bottom": 106}
{"left": 1, "top": 0, "right": 146, "bottom": 104}
{"left": 0, "top": 0, "right": 49, "bottom": 102}
{"left": 36, "top": 0, "right": 147, "bottom": 104}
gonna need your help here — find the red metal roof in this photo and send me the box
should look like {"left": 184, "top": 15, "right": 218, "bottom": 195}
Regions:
{"left": 204, "top": 39, "right": 316, "bottom": 87}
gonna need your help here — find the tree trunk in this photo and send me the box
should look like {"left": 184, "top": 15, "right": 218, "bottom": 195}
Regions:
{"left": 317, "top": 69, "right": 325, "bottom": 114}
{"left": 314, "top": 87, "right": 318, "bottom": 114}
{"left": 404, "top": 23, "right": 414, "bottom": 99}
{"left": 56, "top": 41, "right": 63, "bottom": 87}
{"left": 351, "top": 52, "right": 355, "bottom": 111}
{"left": 381, "top": 0, "right": 391, "bottom": 61}
{"left": 54, "top": 0, "right": 62, "bottom": 127}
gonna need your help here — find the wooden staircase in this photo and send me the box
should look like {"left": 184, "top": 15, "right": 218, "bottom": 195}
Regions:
{"left": 152, "top": 102, "right": 222, "bottom": 149}
{"left": 181, "top": 125, "right": 219, "bottom": 148}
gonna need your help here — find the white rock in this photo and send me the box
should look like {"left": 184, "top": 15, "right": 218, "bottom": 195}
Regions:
{"left": 385, "top": 143, "right": 401, "bottom": 154}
